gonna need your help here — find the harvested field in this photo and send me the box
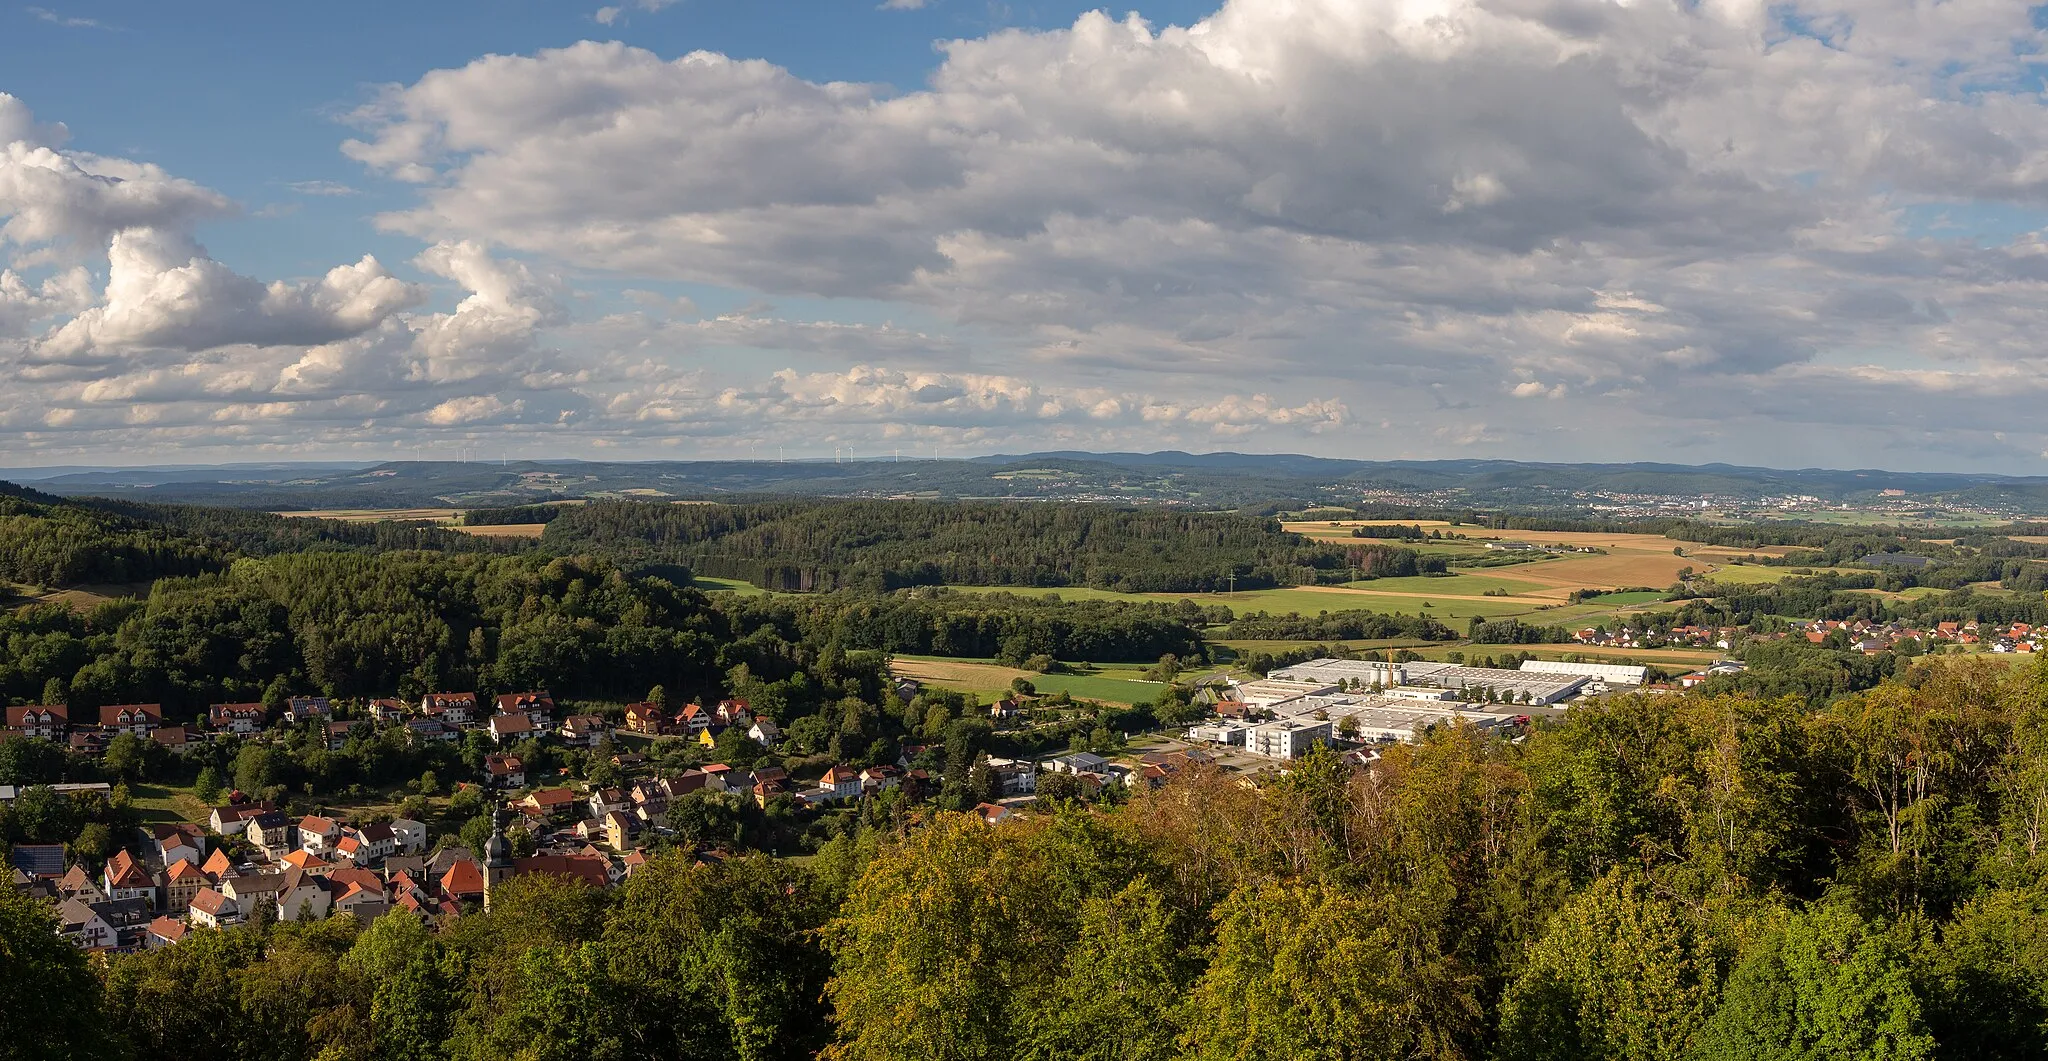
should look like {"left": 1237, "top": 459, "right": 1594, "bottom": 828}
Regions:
{"left": 280, "top": 508, "right": 462, "bottom": 523}
{"left": 457, "top": 523, "right": 549, "bottom": 538}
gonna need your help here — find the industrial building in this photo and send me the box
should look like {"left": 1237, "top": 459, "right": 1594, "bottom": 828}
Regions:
{"left": 1518, "top": 660, "right": 1648, "bottom": 686}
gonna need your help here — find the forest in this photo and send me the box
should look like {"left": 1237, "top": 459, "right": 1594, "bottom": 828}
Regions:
{"left": 538, "top": 499, "right": 1376, "bottom": 593}
{"left": 12, "top": 658, "right": 2048, "bottom": 1060}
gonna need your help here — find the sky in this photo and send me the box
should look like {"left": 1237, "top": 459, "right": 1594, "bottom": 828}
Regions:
{"left": 5, "top": 0, "right": 2048, "bottom": 470}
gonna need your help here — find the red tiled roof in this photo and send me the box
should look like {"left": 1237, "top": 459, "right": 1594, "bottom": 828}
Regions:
{"left": 105, "top": 850, "right": 151, "bottom": 889}
{"left": 510, "top": 855, "right": 609, "bottom": 888}
{"left": 4, "top": 705, "right": 65, "bottom": 727}
{"left": 440, "top": 859, "right": 485, "bottom": 897}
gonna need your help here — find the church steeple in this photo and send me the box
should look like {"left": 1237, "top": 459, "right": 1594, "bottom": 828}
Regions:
{"left": 482, "top": 805, "right": 514, "bottom": 909}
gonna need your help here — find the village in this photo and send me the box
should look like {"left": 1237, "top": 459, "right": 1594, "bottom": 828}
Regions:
{"left": 1, "top": 651, "right": 1700, "bottom": 953}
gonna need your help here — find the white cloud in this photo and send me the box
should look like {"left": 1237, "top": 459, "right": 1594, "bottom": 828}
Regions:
{"left": 17, "top": 3, "right": 2048, "bottom": 467}
{"left": 40, "top": 228, "right": 420, "bottom": 356}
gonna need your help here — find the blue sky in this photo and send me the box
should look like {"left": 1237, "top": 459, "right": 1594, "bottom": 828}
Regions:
{"left": 2, "top": 0, "right": 1209, "bottom": 278}
{"left": 5, "top": 0, "right": 2048, "bottom": 471}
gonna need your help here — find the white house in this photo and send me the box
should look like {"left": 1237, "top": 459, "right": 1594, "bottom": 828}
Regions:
{"left": 388, "top": 818, "right": 429, "bottom": 855}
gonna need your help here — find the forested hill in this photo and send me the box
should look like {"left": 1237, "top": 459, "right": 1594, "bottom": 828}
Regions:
{"left": 0, "top": 482, "right": 528, "bottom": 588}
{"left": 540, "top": 499, "right": 1364, "bottom": 593}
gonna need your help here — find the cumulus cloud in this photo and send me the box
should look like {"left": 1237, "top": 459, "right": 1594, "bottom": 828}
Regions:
{"left": 19, "top": 2, "right": 2048, "bottom": 466}
{"left": 41, "top": 228, "right": 420, "bottom": 356}
{"left": 315, "top": 0, "right": 2048, "bottom": 468}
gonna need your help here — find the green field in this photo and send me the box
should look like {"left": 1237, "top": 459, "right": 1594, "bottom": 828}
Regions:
{"left": 690, "top": 576, "right": 767, "bottom": 596}
{"left": 1696, "top": 565, "right": 1846, "bottom": 585}
{"left": 1576, "top": 590, "right": 1667, "bottom": 606}
{"left": 942, "top": 584, "right": 1546, "bottom": 622}
{"left": 892, "top": 654, "right": 1163, "bottom": 704}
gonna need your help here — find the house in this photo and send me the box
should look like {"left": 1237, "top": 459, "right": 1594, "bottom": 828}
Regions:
{"left": 984, "top": 758, "right": 1038, "bottom": 797}
{"left": 153, "top": 822, "right": 205, "bottom": 869}
{"left": 1044, "top": 752, "right": 1110, "bottom": 776}
{"left": 484, "top": 754, "right": 527, "bottom": 788}
{"left": 676, "top": 704, "right": 711, "bottom": 735}
{"left": 697, "top": 727, "right": 721, "bottom": 750}
{"left": 102, "top": 850, "right": 156, "bottom": 908}
{"left": 559, "top": 714, "right": 608, "bottom": 747}
{"left": 628, "top": 779, "right": 671, "bottom": 823}
{"left": 350, "top": 822, "right": 398, "bottom": 863}
{"left": 419, "top": 692, "right": 480, "bottom": 726}
{"left": 746, "top": 719, "right": 782, "bottom": 745}
{"left": 588, "top": 787, "right": 627, "bottom": 820}
{"left": 183, "top": 886, "right": 238, "bottom": 929}
{"left": 892, "top": 678, "right": 922, "bottom": 703}
{"left": 602, "top": 811, "right": 639, "bottom": 851}
{"left": 164, "top": 859, "right": 209, "bottom": 913}
{"left": 405, "top": 718, "right": 457, "bottom": 744}
{"left": 367, "top": 698, "right": 407, "bottom": 723}
{"left": 973, "top": 803, "right": 1013, "bottom": 825}
{"left": 859, "top": 765, "right": 900, "bottom": 793}
{"left": 505, "top": 854, "right": 611, "bottom": 890}
{"left": 439, "top": 859, "right": 486, "bottom": 906}
{"left": 8, "top": 842, "right": 66, "bottom": 879}
{"left": 151, "top": 726, "right": 193, "bottom": 753}
{"left": 275, "top": 871, "right": 333, "bottom": 922}
{"left": 496, "top": 692, "right": 556, "bottom": 727}
{"left": 522, "top": 788, "right": 581, "bottom": 823}
{"left": 57, "top": 897, "right": 119, "bottom": 948}
{"left": 388, "top": 817, "right": 429, "bottom": 855}
{"left": 67, "top": 731, "right": 105, "bottom": 756}
{"left": 98, "top": 704, "right": 162, "bottom": 737}
{"left": 714, "top": 699, "right": 752, "bottom": 727}
{"left": 700, "top": 764, "right": 733, "bottom": 792}
{"left": 989, "top": 698, "right": 1023, "bottom": 722}
{"left": 245, "top": 811, "right": 295, "bottom": 857}
{"left": 282, "top": 849, "right": 337, "bottom": 876}
{"left": 56, "top": 864, "right": 103, "bottom": 903}
{"left": 325, "top": 720, "right": 362, "bottom": 750}
{"left": 298, "top": 814, "right": 344, "bottom": 853}
{"left": 145, "top": 915, "right": 188, "bottom": 949}
{"left": 819, "top": 765, "right": 863, "bottom": 801}
{"left": 201, "top": 848, "right": 237, "bottom": 881}
{"left": 90, "top": 897, "right": 152, "bottom": 948}
{"left": 285, "top": 696, "right": 333, "bottom": 723}
{"left": 222, "top": 872, "right": 285, "bottom": 914}
{"left": 623, "top": 701, "right": 666, "bottom": 735}
{"left": 4, "top": 704, "right": 67, "bottom": 741}
{"left": 208, "top": 801, "right": 275, "bottom": 836}
{"left": 489, "top": 712, "right": 537, "bottom": 744}
{"left": 331, "top": 873, "right": 387, "bottom": 919}
{"left": 208, "top": 702, "right": 267, "bottom": 734}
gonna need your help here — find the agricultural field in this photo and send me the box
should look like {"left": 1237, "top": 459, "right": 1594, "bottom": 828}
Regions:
{"left": 890, "top": 655, "right": 1164, "bottom": 704}
{"left": 4, "top": 579, "right": 152, "bottom": 611}
{"left": 943, "top": 584, "right": 1553, "bottom": 622}
{"left": 458, "top": 523, "right": 549, "bottom": 538}
{"left": 279, "top": 507, "right": 463, "bottom": 523}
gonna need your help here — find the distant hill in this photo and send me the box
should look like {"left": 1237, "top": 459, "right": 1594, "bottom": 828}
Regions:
{"left": 17, "top": 452, "right": 2048, "bottom": 514}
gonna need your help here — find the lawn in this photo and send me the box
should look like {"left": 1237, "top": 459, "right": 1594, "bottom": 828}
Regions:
{"left": 126, "top": 782, "right": 210, "bottom": 825}
{"left": 690, "top": 576, "right": 767, "bottom": 596}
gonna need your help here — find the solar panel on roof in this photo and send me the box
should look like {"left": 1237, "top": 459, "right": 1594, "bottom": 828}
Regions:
{"left": 9, "top": 843, "right": 66, "bottom": 877}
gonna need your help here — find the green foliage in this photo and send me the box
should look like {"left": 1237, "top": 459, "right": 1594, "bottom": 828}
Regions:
{"left": 543, "top": 498, "right": 1368, "bottom": 593}
{"left": 1692, "top": 903, "right": 1934, "bottom": 1061}
{"left": 0, "top": 887, "right": 111, "bottom": 1060}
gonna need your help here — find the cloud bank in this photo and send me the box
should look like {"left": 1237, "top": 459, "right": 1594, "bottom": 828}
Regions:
{"left": 10, "top": 0, "right": 2048, "bottom": 465}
